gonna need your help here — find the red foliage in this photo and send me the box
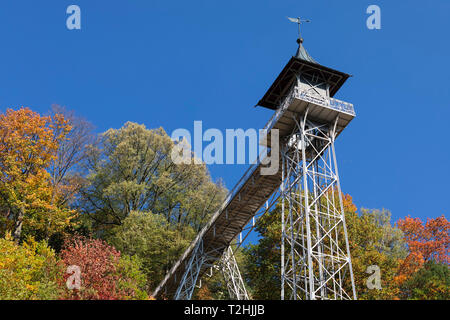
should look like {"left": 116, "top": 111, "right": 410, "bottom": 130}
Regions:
{"left": 59, "top": 236, "right": 124, "bottom": 300}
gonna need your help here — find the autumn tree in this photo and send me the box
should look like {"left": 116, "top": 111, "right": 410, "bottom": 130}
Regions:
{"left": 344, "top": 208, "right": 407, "bottom": 299}
{"left": 395, "top": 215, "right": 449, "bottom": 294}
{"left": 59, "top": 235, "right": 148, "bottom": 300}
{"left": 0, "top": 107, "right": 75, "bottom": 243}
{"left": 0, "top": 233, "right": 63, "bottom": 300}
{"left": 77, "top": 122, "right": 226, "bottom": 234}
{"left": 398, "top": 215, "right": 449, "bottom": 265}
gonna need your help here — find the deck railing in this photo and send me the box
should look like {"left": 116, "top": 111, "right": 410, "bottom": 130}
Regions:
{"left": 262, "top": 86, "right": 355, "bottom": 134}
{"left": 297, "top": 89, "right": 356, "bottom": 116}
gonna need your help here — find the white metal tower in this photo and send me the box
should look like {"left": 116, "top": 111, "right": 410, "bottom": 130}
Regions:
{"left": 153, "top": 32, "right": 357, "bottom": 301}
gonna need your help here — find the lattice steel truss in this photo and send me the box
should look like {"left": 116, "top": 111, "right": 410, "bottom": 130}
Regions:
{"left": 174, "top": 238, "right": 207, "bottom": 300}
{"left": 174, "top": 240, "right": 249, "bottom": 300}
{"left": 280, "top": 109, "right": 356, "bottom": 300}
{"left": 220, "top": 246, "right": 250, "bottom": 300}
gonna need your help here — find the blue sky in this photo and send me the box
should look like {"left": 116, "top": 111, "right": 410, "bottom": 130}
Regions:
{"left": 0, "top": 0, "right": 449, "bottom": 224}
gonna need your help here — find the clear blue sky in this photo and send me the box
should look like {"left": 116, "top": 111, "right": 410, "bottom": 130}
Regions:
{"left": 0, "top": 0, "right": 449, "bottom": 224}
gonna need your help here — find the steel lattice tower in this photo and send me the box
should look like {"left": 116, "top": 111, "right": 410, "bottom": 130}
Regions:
{"left": 280, "top": 110, "right": 356, "bottom": 300}
{"left": 153, "top": 34, "right": 357, "bottom": 300}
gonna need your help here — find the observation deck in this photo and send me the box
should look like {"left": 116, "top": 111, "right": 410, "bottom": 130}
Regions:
{"left": 261, "top": 85, "right": 355, "bottom": 147}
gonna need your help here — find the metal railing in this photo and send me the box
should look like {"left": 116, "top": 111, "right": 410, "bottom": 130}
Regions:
{"left": 297, "top": 89, "right": 356, "bottom": 116}
{"left": 262, "top": 86, "right": 355, "bottom": 135}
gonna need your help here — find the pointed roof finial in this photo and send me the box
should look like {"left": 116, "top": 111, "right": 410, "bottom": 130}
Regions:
{"left": 287, "top": 16, "right": 317, "bottom": 64}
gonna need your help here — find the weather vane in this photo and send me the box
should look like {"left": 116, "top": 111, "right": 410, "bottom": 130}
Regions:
{"left": 287, "top": 16, "right": 311, "bottom": 42}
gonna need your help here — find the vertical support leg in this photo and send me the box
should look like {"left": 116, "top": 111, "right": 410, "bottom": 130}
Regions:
{"left": 220, "top": 246, "right": 250, "bottom": 300}
{"left": 299, "top": 116, "right": 316, "bottom": 300}
{"left": 281, "top": 148, "right": 286, "bottom": 300}
{"left": 330, "top": 124, "right": 357, "bottom": 300}
{"left": 174, "top": 239, "right": 206, "bottom": 300}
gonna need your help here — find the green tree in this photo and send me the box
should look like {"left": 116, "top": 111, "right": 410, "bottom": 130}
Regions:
{"left": 108, "top": 211, "right": 196, "bottom": 291}
{"left": 242, "top": 206, "right": 281, "bottom": 300}
{"left": 400, "top": 261, "right": 450, "bottom": 300}
{"left": 78, "top": 122, "right": 226, "bottom": 234}
{"left": 115, "top": 254, "right": 149, "bottom": 300}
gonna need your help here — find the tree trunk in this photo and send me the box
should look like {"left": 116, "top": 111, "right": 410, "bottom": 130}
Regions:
{"left": 13, "top": 207, "right": 25, "bottom": 244}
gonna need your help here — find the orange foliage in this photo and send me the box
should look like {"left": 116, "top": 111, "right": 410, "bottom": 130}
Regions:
{"left": 395, "top": 215, "right": 449, "bottom": 284}
{"left": 0, "top": 107, "right": 74, "bottom": 241}
{"left": 196, "top": 284, "right": 214, "bottom": 300}
{"left": 342, "top": 193, "right": 357, "bottom": 214}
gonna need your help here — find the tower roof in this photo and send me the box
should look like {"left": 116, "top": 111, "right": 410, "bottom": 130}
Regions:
{"left": 295, "top": 39, "right": 318, "bottom": 64}
{"left": 257, "top": 40, "right": 351, "bottom": 110}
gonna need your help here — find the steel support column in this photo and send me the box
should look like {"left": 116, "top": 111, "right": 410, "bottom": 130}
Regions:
{"left": 174, "top": 239, "right": 207, "bottom": 300}
{"left": 220, "top": 246, "right": 250, "bottom": 300}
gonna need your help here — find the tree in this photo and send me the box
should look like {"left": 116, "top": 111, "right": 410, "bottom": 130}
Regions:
{"left": 108, "top": 211, "right": 196, "bottom": 291}
{"left": 0, "top": 107, "right": 75, "bottom": 243}
{"left": 395, "top": 215, "right": 449, "bottom": 287}
{"left": 242, "top": 204, "right": 282, "bottom": 300}
{"left": 0, "top": 233, "right": 63, "bottom": 300}
{"left": 399, "top": 261, "right": 450, "bottom": 300}
{"left": 345, "top": 208, "right": 407, "bottom": 299}
{"left": 48, "top": 105, "right": 96, "bottom": 207}
{"left": 78, "top": 122, "right": 226, "bottom": 233}
{"left": 59, "top": 235, "right": 148, "bottom": 300}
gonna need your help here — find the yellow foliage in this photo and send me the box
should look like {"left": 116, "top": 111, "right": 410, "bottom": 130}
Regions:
{"left": 0, "top": 107, "right": 76, "bottom": 241}
{"left": 0, "top": 233, "right": 63, "bottom": 299}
